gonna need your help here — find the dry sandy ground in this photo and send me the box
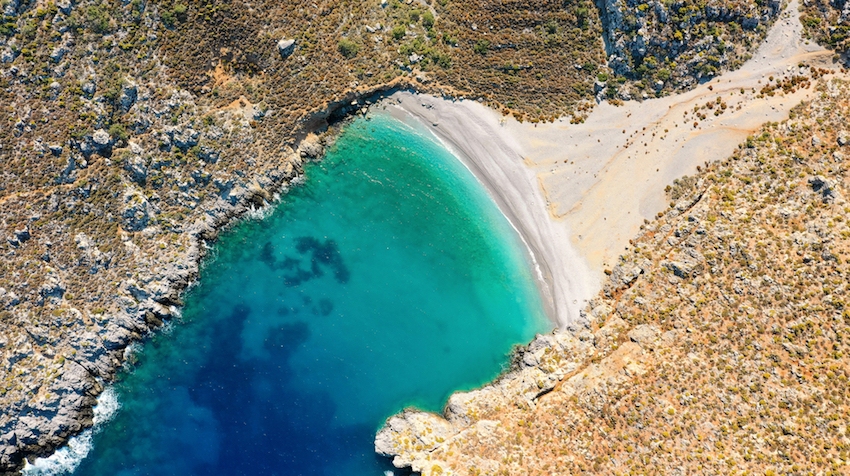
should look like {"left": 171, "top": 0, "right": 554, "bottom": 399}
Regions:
{"left": 384, "top": 0, "right": 836, "bottom": 326}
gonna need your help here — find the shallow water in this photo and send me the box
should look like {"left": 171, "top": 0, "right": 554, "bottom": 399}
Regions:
{"left": 46, "top": 113, "right": 550, "bottom": 475}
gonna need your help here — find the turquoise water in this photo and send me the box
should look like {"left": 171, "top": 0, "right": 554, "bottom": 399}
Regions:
{"left": 66, "top": 113, "right": 549, "bottom": 475}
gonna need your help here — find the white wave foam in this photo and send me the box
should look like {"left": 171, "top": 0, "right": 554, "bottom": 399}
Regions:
{"left": 22, "top": 387, "right": 121, "bottom": 475}
{"left": 244, "top": 202, "right": 275, "bottom": 221}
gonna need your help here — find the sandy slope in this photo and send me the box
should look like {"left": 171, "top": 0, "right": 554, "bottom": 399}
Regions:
{"left": 384, "top": 0, "right": 835, "bottom": 326}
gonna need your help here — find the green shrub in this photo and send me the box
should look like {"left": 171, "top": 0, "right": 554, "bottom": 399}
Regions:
{"left": 392, "top": 25, "right": 405, "bottom": 40}
{"left": 337, "top": 38, "right": 359, "bottom": 58}
{"left": 473, "top": 39, "right": 489, "bottom": 54}
{"left": 431, "top": 51, "right": 451, "bottom": 68}
{"left": 409, "top": 9, "right": 420, "bottom": 23}
{"left": 161, "top": 9, "right": 175, "bottom": 26}
{"left": 422, "top": 11, "right": 435, "bottom": 28}
{"left": 86, "top": 5, "right": 110, "bottom": 33}
{"left": 109, "top": 123, "right": 129, "bottom": 142}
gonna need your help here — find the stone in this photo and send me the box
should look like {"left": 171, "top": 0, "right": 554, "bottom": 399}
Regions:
{"left": 838, "top": 131, "right": 849, "bottom": 146}
{"left": 119, "top": 81, "right": 138, "bottom": 112}
{"left": 277, "top": 39, "right": 296, "bottom": 59}
{"left": 808, "top": 175, "right": 837, "bottom": 202}
{"left": 170, "top": 127, "right": 200, "bottom": 149}
{"left": 121, "top": 187, "right": 157, "bottom": 231}
{"left": 198, "top": 145, "right": 220, "bottom": 163}
{"left": 49, "top": 46, "right": 66, "bottom": 63}
{"left": 91, "top": 129, "right": 112, "bottom": 150}
{"left": 81, "top": 82, "right": 96, "bottom": 97}
{"left": 628, "top": 324, "right": 661, "bottom": 348}
{"left": 13, "top": 226, "right": 30, "bottom": 245}
{"left": 124, "top": 155, "right": 148, "bottom": 183}
{"left": 298, "top": 139, "right": 324, "bottom": 159}
{"left": 39, "top": 276, "right": 66, "bottom": 300}
{"left": 0, "top": 43, "right": 18, "bottom": 63}
{"left": 55, "top": 0, "right": 72, "bottom": 14}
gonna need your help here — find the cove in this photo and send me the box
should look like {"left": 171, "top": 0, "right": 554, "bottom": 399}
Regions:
{"left": 56, "top": 112, "right": 549, "bottom": 475}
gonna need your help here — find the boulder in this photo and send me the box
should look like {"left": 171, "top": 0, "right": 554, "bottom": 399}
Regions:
{"left": 808, "top": 175, "right": 837, "bottom": 202}
{"left": 171, "top": 127, "right": 200, "bottom": 149}
{"left": 277, "top": 39, "right": 296, "bottom": 59}
{"left": 838, "top": 131, "right": 849, "bottom": 146}
{"left": 121, "top": 188, "right": 157, "bottom": 231}
{"left": 119, "top": 81, "right": 138, "bottom": 112}
{"left": 81, "top": 82, "right": 96, "bottom": 97}
{"left": 50, "top": 46, "right": 66, "bottom": 63}
{"left": 124, "top": 155, "right": 148, "bottom": 183}
{"left": 91, "top": 129, "right": 112, "bottom": 150}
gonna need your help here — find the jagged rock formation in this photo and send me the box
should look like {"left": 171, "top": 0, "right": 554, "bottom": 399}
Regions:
{"left": 376, "top": 78, "right": 850, "bottom": 475}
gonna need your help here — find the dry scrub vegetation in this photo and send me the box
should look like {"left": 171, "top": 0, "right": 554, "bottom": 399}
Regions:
{"left": 800, "top": 0, "right": 850, "bottom": 57}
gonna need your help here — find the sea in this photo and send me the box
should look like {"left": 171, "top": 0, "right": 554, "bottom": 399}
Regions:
{"left": 24, "top": 111, "right": 550, "bottom": 476}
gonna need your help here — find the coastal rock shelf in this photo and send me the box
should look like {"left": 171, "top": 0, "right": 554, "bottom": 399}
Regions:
{"left": 375, "top": 328, "right": 598, "bottom": 472}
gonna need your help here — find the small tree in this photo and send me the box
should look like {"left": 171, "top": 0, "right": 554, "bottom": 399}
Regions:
{"left": 423, "top": 11, "right": 435, "bottom": 28}
{"left": 337, "top": 39, "right": 359, "bottom": 58}
{"left": 109, "top": 123, "right": 129, "bottom": 143}
{"left": 392, "top": 25, "right": 406, "bottom": 40}
{"left": 473, "top": 39, "right": 489, "bottom": 54}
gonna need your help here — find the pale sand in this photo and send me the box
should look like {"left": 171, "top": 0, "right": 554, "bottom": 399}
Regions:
{"left": 383, "top": 0, "right": 835, "bottom": 326}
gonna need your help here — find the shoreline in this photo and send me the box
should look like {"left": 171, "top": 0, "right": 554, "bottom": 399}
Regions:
{"left": 383, "top": 92, "right": 598, "bottom": 328}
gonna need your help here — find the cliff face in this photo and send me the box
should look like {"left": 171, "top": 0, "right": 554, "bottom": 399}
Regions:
{"left": 376, "top": 78, "right": 850, "bottom": 475}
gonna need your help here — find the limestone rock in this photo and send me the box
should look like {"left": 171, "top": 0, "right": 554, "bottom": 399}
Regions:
{"left": 91, "top": 129, "right": 112, "bottom": 151}
{"left": 277, "top": 39, "right": 296, "bottom": 59}
{"left": 121, "top": 187, "right": 157, "bottom": 231}
{"left": 119, "top": 81, "right": 138, "bottom": 112}
{"left": 808, "top": 175, "right": 838, "bottom": 202}
{"left": 124, "top": 154, "right": 148, "bottom": 183}
{"left": 169, "top": 127, "right": 200, "bottom": 149}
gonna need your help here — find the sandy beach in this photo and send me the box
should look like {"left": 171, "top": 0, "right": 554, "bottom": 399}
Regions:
{"left": 381, "top": 0, "right": 834, "bottom": 327}
{"left": 385, "top": 92, "right": 597, "bottom": 327}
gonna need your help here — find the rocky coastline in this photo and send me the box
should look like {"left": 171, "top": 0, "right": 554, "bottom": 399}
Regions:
{"left": 0, "top": 0, "right": 843, "bottom": 471}
{"left": 0, "top": 80, "right": 427, "bottom": 473}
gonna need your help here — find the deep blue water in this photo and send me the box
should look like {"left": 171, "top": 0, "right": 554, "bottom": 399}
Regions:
{"left": 35, "top": 113, "right": 549, "bottom": 475}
